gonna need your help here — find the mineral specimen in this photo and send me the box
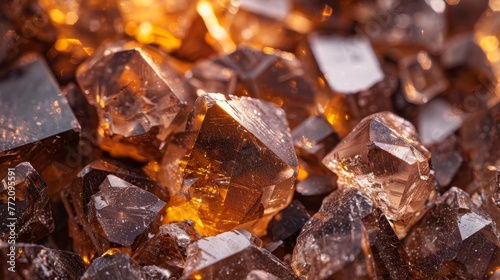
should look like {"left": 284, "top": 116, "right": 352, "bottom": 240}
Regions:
{"left": 292, "top": 188, "right": 411, "bottom": 279}
{"left": 0, "top": 162, "right": 53, "bottom": 243}
{"left": 183, "top": 230, "right": 298, "bottom": 279}
{"left": 81, "top": 251, "right": 147, "bottom": 280}
{"left": 322, "top": 111, "right": 437, "bottom": 237}
{"left": 165, "top": 93, "right": 298, "bottom": 236}
{"left": 405, "top": 187, "right": 500, "bottom": 279}
{"left": 0, "top": 243, "right": 86, "bottom": 279}
{"left": 0, "top": 53, "right": 80, "bottom": 199}
{"left": 86, "top": 175, "right": 167, "bottom": 250}
{"left": 76, "top": 40, "right": 192, "bottom": 161}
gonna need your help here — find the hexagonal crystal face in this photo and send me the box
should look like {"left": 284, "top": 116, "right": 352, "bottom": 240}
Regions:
{"left": 173, "top": 94, "right": 297, "bottom": 235}
{"left": 322, "top": 112, "right": 436, "bottom": 237}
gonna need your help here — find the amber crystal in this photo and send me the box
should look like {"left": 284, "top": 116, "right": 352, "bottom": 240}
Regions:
{"left": 86, "top": 175, "right": 167, "bottom": 250}
{"left": 187, "top": 46, "right": 316, "bottom": 128}
{"left": 287, "top": 0, "right": 353, "bottom": 33}
{"left": 300, "top": 35, "right": 396, "bottom": 137}
{"left": 0, "top": 243, "right": 86, "bottom": 279}
{"left": 163, "top": 93, "right": 297, "bottom": 236}
{"left": 0, "top": 162, "right": 53, "bottom": 243}
{"left": 475, "top": 9, "right": 500, "bottom": 81}
{"left": 76, "top": 40, "right": 193, "bottom": 161}
{"left": 183, "top": 230, "right": 298, "bottom": 279}
{"left": 405, "top": 187, "right": 500, "bottom": 279}
{"left": 0, "top": 53, "right": 80, "bottom": 200}
{"left": 292, "top": 188, "right": 411, "bottom": 279}
{"left": 323, "top": 111, "right": 436, "bottom": 237}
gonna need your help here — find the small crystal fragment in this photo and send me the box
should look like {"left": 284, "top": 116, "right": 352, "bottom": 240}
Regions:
{"left": 0, "top": 243, "right": 85, "bottom": 279}
{"left": 183, "top": 230, "right": 298, "bottom": 279}
{"left": 269, "top": 199, "right": 310, "bottom": 242}
{"left": 292, "top": 188, "right": 411, "bottom": 279}
{"left": 405, "top": 187, "right": 500, "bottom": 279}
{"left": 429, "top": 135, "right": 463, "bottom": 192}
{"left": 76, "top": 40, "right": 192, "bottom": 161}
{"left": 87, "top": 175, "right": 167, "bottom": 250}
{"left": 322, "top": 112, "right": 437, "bottom": 237}
{"left": 399, "top": 51, "right": 448, "bottom": 105}
{"left": 0, "top": 162, "right": 53, "bottom": 243}
{"left": 187, "top": 46, "right": 316, "bottom": 128}
{"left": 0, "top": 53, "right": 80, "bottom": 199}
{"left": 81, "top": 252, "right": 147, "bottom": 280}
{"left": 165, "top": 94, "right": 298, "bottom": 236}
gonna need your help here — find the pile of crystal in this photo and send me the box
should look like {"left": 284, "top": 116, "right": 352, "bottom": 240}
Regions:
{"left": 0, "top": 0, "right": 499, "bottom": 279}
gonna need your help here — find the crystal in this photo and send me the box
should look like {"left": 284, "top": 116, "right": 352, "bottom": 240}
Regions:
{"left": 81, "top": 251, "right": 147, "bottom": 280}
{"left": 475, "top": 10, "right": 500, "bottom": 81}
{"left": 417, "top": 98, "right": 463, "bottom": 147}
{"left": 165, "top": 93, "right": 298, "bottom": 236}
{"left": 62, "top": 82, "right": 99, "bottom": 144}
{"left": 183, "top": 230, "right": 298, "bottom": 279}
{"left": 291, "top": 188, "right": 411, "bottom": 279}
{"left": 441, "top": 33, "right": 493, "bottom": 75}
{"left": 132, "top": 221, "right": 200, "bottom": 277}
{"left": 0, "top": 53, "right": 80, "bottom": 200}
{"left": 0, "top": 15, "right": 17, "bottom": 65}
{"left": 223, "top": 0, "right": 302, "bottom": 52}
{"left": 187, "top": 46, "right": 317, "bottom": 128}
{"left": 322, "top": 111, "right": 437, "bottom": 237}
{"left": 446, "top": 0, "right": 489, "bottom": 35}
{"left": 269, "top": 199, "right": 310, "bottom": 242}
{"left": 76, "top": 40, "right": 193, "bottom": 162}
{"left": 0, "top": 243, "right": 85, "bottom": 279}
{"left": 246, "top": 270, "right": 280, "bottom": 280}
{"left": 301, "top": 35, "right": 396, "bottom": 137}
{"left": 86, "top": 175, "right": 167, "bottom": 250}
{"left": 405, "top": 187, "right": 500, "bottom": 279}
{"left": 0, "top": 162, "right": 53, "bottom": 243}
{"left": 355, "top": 0, "right": 446, "bottom": 53}
{"left": 399, "top": 51, "right": 449, "bottom": 105}
{"left": 288, "top": 0, "right": 353, "bottom": 33}
{"left": 429, "top": 135, "right": 464, "bottom": 192}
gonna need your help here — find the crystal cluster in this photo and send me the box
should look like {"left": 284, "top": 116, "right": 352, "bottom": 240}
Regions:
{"left": 0, "top": 0, "right": 499, "bottom": 279}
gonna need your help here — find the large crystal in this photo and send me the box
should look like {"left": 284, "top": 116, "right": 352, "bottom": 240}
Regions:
{"left": 0, "top": 53, "right": 80, "bottom": 200}
{"left": 292, "top": 188, "right": 411, "bottom": 279}
{"left": 322, "top": 112, "right": 437, "bottom": 237}
{"left": 187, "top": 46, "right": 316, "bottom": 128}
{"left": 82, "top": 251, "right": 149, "bottom": 280}
{"left": 0, "top": 162, "right": 53, "bottom": 243}
{"left": 164, "top": 93, "right": 298, "bottom": 236}
{"left": 0, "top": 243, "right": 85, "bottom": 279}
{"left": 405, "top": 187, "right": 500, "bottom": 279}
{"left": 183, "top": 230, "right": 298, "bottom": 279}
{"left": 76, "top": 40, "right": 192, "bottom": 161}
{"left": 86, "top": 175, "right": 167, "bottom": 250}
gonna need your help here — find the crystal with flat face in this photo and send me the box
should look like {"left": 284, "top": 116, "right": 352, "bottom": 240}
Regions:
{"left": 417, "top": 98, "right": 463, "bottom": 147}
{"left": 269, "top": 199, "right": 310, "bottom": 242}
{"left": 405, "top": 187, "right": 500, "bottom": 279}
{"left": 76, "top": 40, "right": 192, "bottom": 161}
{"left": 429, "top": 135, "right": 463, "bottom": 192}
{"left": 166, "top": 93, "right": 298, "bottom": 236}
{"left": 188, "top": 46, "right": 316, "bottom": 128}
{"left": 183, "top": 230, "right": 298, "bottom": 279}
{"left": 0, "top": 243, "right": 86, "bottom": 279}
{"left": 301, "top": 35, "right": 396, "bottom": 137}
{"left": 87, "top": 175, "right": 167, "bottom": 250}
{"left": 0, "top": 53, "right": 80, "bottom": 200}
{"left": 292, "top": 188, "right": 412, "bottom": 279}
{"left": 322, "top": 112, "right": 437, "bottom": 237}
{"left": 82, "top": 252, "right": 147, "bottom": 280}
{"left": 399, "top": 51, "right": 448, "bottom": 105}
{"left": 0, "top": 162, "right": 53, "bottom": 243}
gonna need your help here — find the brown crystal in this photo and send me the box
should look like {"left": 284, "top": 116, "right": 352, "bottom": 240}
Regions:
{"left": 82, "top": 251, "right": 149, "bottom": 280}
{"left": 0, "top": 53, "right": 80, "bottom": 200}
{"left": 183, "top": 230, "right": 298, "bottom": 279}
{"left": 187, "top": 45, "right": 317, "bottom": 128}
{"left": 292, "top": 188, "right": 411, "bottom": 279}
{"left": 76, "top": 40, "right": 193, "bottom": 161}
{"left": 405, "top": 187, "right": 500, "bottom": 279}
{"left": 429, "top": 135, "right": 464, "bottom": 193}
{"left": 163, "top": 93, "right": 298, "bottom": 236}
{"left": 0, "top": 162, "right": 53, "bottom": 243}
{"left": 322, "top": 111, "right": 437, "bottom": 237}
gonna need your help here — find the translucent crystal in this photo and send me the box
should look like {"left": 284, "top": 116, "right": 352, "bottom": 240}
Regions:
{"left": 322, "top": 112, "right": 437, "bottom": 237}
{"left": 81, "top": 252, "right": 147, "bottom": 280}
{"left": 288, "top": 0, "right": 353, "bottom": 32}
{"left": 268, "top": 199, "right": 310, "bottom": 242}
{"left": 0, "top": 53, "right": 80, "bottom": 199}
{"left": 429, "top": 135, "right": 463, "bottom": 192}
{"left": 76, "top": 40, "right": 192, "bottom": 161}
{"left": 183, "top": 230, "right": 298, "bottom": 279}
{"left": 399, "top": 51, "right": 448, "bottom": 105}
{"left": 87, "top": 175, "right": 167, "bottom": 249}
{"left": 417, "top": 98, "right": 463, "bottom": 147}
{"left": 164, "top": 93, "right": 298, "bottom": 236}
{"left": 187, "top": 46, "right": 317, "bottom": 128}
{"left": 0, "top": 243, "right": 85, "bottom": 279}
{"left": 0, "top": 162, "right": 53, "bottom": 243}
{"left": 475, "top": 10, "right": 500, "bottom": 81}
{"left": 292, "top": 188, "right": 411, "bottom": 279}
{"left": 405, "top": 187, "right": 500, "bottom": 279}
